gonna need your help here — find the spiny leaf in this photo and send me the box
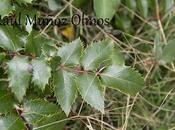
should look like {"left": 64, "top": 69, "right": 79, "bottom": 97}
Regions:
{"left": 0, "top": 115, "right": 25, "bottom": 130}
{"left": 94, "top": 0, "right": 121, "bottom": 20}
{"left": 0, "top": 27, "right": 27, "bottom": 51}
{"left": 22, "top": 99, "right": 62, "bottom": 124}
{"left": 25, "top": 31, "right": 42, "bottom": 56}
{"left": 58, "top": 38, "right": 82, "bottom": 66}
{"left": 32, "top": 59, "right": 51, "bottom": 91}
{"left": 76, "top": 74, "right": 104, "bottom": 113}
{"left": 81, "top": 39, "right": 113, "bottom": 70}
{"left": 26, "top": 31, "right": 52, "bottom": 56}
{"left": 8, "top": 56, "right": 31, "bottom": 102}
{"left": 53, "top": 70, "right": 77, "bottom": 116}
{"left": 101, "top": 65, "right": 144, "bottom": 95}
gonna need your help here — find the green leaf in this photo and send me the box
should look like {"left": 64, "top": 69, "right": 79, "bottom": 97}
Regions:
{"left": 0, "top": 115, "right": 25, "bottom": 130}
{"left": 26, "top": 31, "right": 51, "bottom": 56}
{"left": 77, "top": 74, "right": 104, "bottom": 113}
{"left": 58, "top": 38, "right": 82, "bottom": 66}
{"left": 93, "top": 0, "right": 121, "bottom": 20}
{"left": 53, "top": 70, "right": 77, "bottom": 116}
{"left": 0, "top": 91, "right": 15, "bottom": 114}
{"left": 161, "top": 40, "right": 175, "bottom": 63}
{"left": 0, "top": 0, "right": 14, "bottom": 18}
{"left": 8, "top": 56, "right": 31, "bottom": 102}
{"left": 32, "top": 59, "right": 51, "bottom": 91}
{"left": 101, "top": 65, "right": 144, "bottom": 95}
{"left": 0, "top": 27, "right": 27, "bottom": 51}
{"left": 137, "top": 0, "right": 148, "bottom": 18}
{"left": 81, "top": 39, "right": 113, "bottom": 70}
{"left": 22, "top": 99, "right": 63, "bottom": 124}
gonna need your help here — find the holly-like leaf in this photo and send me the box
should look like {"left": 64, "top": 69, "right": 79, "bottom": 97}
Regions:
{"left": 53, "top": 70, "right": 77, "bottom": 116}
{"left": 0, "top": 27, "right": 27, "bottom": 51}
{"left": 0, "top": 0, "right": 14, "bottom": 18}
{"left": 93, "top": 0, "right": 121, "bottom": 20}
{"left": 0, "top": 115, "right": 25, "bottom": 130}
{"left": 32, "top": 59, "right": 51, "bottom": 91}
{"left": 26, "top": 31, "right": 52, "bottom": 56}
{"left": 22, "top": 99, "right": 62, "bottom": 124}
{"left": 161, "top": 40, "right": 175, "bottom": 63}
{"left": 8, "top": 56, "right": 31, "bottom": 102}
{"left": 76, "top": 74, "right": 104, "bottom": 113}
{"left": 0, "top": 91, "right": 15, "bottom": 114}
{"left": 81, "top": 39, "right": 113, "bottom": 70}
{"left": 58, "top": 38, "right": 82, "bottom": 66}
{"left": 101, "top": 65, "right": 144, "bottom": 95}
